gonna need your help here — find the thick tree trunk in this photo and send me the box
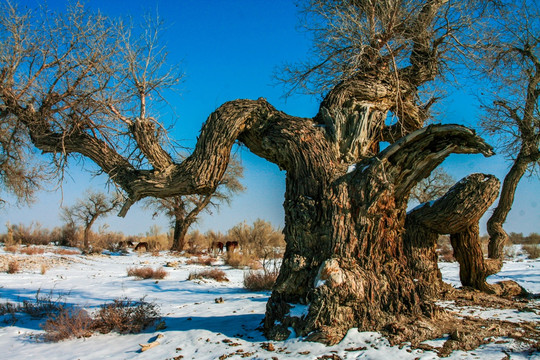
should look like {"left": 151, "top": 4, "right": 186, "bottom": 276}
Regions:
{"left": 171, "top": 218, "right": 190, "bottom": 252}
{"left": 451, "top": 223, "right": 494, "bottom": 292}
{"left": 262, "top": 125, "right": 495, "bottom": 344}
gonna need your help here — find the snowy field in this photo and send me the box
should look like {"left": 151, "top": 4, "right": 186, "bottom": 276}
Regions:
{"left": 0, "top": 245, "right": 539, "bottom": 360}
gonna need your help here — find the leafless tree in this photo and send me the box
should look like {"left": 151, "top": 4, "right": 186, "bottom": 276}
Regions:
{"left": 61, "top": 189, "right": 121, "bottom": 250}
{"left": 409, "top": 167, "right": 455, "bottom": 204}
{"left": 0, "top": 0, "right": 528, "bottom": 346}
{"left": 144, "top": 157, "right": 244, "bottom": 252}
{"left": 474, "top": 0, "right": 540, "bottom": 261}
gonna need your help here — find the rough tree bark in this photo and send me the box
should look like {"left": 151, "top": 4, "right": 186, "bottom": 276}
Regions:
{"left": 405, "top": 174, "right": 501, "bottom": 296}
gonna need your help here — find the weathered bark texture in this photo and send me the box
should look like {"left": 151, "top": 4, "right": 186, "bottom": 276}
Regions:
{"left": 405, "top": 173, "right": 501, "bottom": 295}
{"left": 172, "top": 219, "right": 188, "bottom": 253}
{"left": 260, "top": 122, "right": 495, "bottom": 344}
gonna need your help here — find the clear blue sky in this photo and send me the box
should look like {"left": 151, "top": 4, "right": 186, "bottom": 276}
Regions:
{"left": 1, "top": 0, "right": 538, "bottom": 236}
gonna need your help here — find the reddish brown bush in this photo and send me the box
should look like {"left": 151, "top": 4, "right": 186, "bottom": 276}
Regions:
{"left": 53, "top": 249, "right": 81, "bottom": 255}
{"left": 127, "top": 266, "right": 168, "bottom": 280}
{"left": 7, "top": 260, "right": 20, "bottom": 274}
{"left": 4, "top": 245, "right": 18, "bottom": 253}
{"left": 188, "top": 269, "right": 229, "bottom": 282}
{"left": 41, "top": 308, "right": 93, "bottom": 342}
{"left": 186, "top": 255, "right": 216, "bottom": 266}
{"left": 224, "top": 252, "right": 259, "bottom": 269}
{"left": 243, "top": 270, "right": 278, "bottom": 291}
{"left": 19, "top": 246, "right": 45, "bottom": 255}
{"left": 523, "top": 244, "right": 540, "bottom": 259}
{"left": 92, "top": 297, "right": 160, "bottom": 334}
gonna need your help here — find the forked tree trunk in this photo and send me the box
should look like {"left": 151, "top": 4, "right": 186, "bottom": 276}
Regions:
{"left": 404, "top": 173, "right": 501, "bottom": 295}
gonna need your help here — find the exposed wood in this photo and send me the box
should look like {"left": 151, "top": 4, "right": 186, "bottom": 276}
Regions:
{"left": 139, "top": 333, "right": 163, "bottom": 352}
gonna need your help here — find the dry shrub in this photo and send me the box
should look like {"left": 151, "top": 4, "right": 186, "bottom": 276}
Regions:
{"left": 522, "top": 244, "right": 540, "bottom": 259}
{"left": 92, "top": 230, "right": 126, "bottom": 252}
{"left": 11, "top": 222, "right": 58, "bottom": 245}
{"left": 186, "top": 255, "right": 216, "bottom": 266}
{"left": 92, "top": 297, "right": 160, "bottom": 334}
{"left": 41, "top": 263, "right": 48, "bottom": 275}
{"left": 4, "top": 245, "right": 18, "bottom": 253}
{"left": 58, "top": 224, "right": 81, "bottom": 247}
{"left": 504, "top": 245, "right": 518, "bottom": 259}
{"left": 19, "top": 246, "right": 45, "bottom": 255}
{"left": 437, "top": 235, "right": 455, "bottom": 262}
{"left": 188, "top": 269, "right": 229, "bottom": 282}
{"left": 41, "top": 308, "right": 93, "bottom": 342}
{"left": 53, "top": 249, "right": 80, "bottom": 255}
{"left": 7, "top": 260, "right": 19, "bottom": 274}
{"left": 127, "top": 266, "right": 168, "bottom": 280}
{"left": 227, "top": 219, "right": 285, "bottom": 259}
{"left": 185, "top": 230, "right": 210, "bottom": 254}
{"left": 243, "top": 270, "right": 278, "bottom": 291}
{"left": 225, "top": 251, "right": 258, "bottom": 269}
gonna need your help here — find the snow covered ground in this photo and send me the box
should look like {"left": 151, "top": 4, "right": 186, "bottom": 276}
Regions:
{"left": 1, "top": 245, "right": 538, "bottom": 360}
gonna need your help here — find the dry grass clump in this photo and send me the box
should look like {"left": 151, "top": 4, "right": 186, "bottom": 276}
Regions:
{"left": 7, "top": 260, "right": 20, "bottom": 274}
{"left": 41, "top": 308, "right": 93, "bottom": 342}
{"left": 186, "top": 255, "right": 216, "bottom": 266}
{"left": 53, "top": 248, "right": 80, "bottom": 255}
{"left": 437, "top": 235, "right": 455, "bottom": 262}
{"left": 127, "top": 266, "right": 168, "bottom": 280}
{"left": 4, "top": 245, "right": 18, "bottom": 253}
{"left": 92, "top": 297, "right": 161, "bottom": 334}
{"left": 188, "top": 269, "right": 229, "bottom": 282}
{"left": 40, "top": 297, "right": 160, "bottom": 341}
{"left": 225, "top": 251, "right": 259, "bottom": 269}
{"left": 19, "top": 246, "right": 45, "bottom": 255}
{"left": 522, "top": 244, "right": 540, "bottom": 259}
{"left": 243, "top": 270, "right": 278, "bottom": 291}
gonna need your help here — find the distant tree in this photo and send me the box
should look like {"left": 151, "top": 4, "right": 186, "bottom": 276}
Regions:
{"left": 409, "top": 167, "right": 455, "bottom": 204}
{"left": 61, "top": 190, "right": 121, "bottom": 250}
{"left": 475, "top": 1, "right": 540, "bottom": 260}
{"left": 144, "top": 157, "right": 244, "bottom": 252}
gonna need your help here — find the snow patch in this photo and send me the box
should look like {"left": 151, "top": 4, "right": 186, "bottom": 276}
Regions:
{"left": 288, "top": 303, "right": 309, "bottom": 318}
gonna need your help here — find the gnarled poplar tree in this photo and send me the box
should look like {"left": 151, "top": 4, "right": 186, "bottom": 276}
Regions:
{"left": 0, "top": 0, "right": 519, "bottom": 344}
